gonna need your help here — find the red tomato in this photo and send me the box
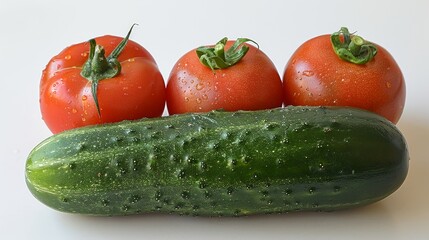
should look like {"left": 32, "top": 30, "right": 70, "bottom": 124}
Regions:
{"left": 166, "top": 38, "right": 283, "bottom": 115}
{"left": 283, "top": 28, "right": 405, "bottom": 124}
{"left": 40, "top": 27, "right": 166, "bottom": 133}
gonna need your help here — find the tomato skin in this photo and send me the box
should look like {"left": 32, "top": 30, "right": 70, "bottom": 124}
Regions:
{"left": 283, "top": 34, "right": 405, "bottom": 124}
{"left": 40, "top": 35, "right": 165, "bottom": 133}
{"left": 166, "top": 41, "right": 283, "bottom": 115}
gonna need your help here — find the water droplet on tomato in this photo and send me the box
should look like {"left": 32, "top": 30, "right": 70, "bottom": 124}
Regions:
{"left": 184, "top": 97, "right": 189, "bottom": 102}
{"left": 386, "top": 81, "right": 392, "bottom": 88}
{"left": 81, "top": 95, "right": 87, "bottom": 101}
{"left": 195, "top": 83, "right": 204, "bottom": 90}
{"left": 302, "top": 70, "right": 314, "bottom": 77}
{"left": 196, "top": 98, "right": 202, "bottom": 104}
{"left": 82, "top": 117, "right": 86, "bottom": 122}
{"left": 64, "top": 55, "right": 72, "bottom": 60}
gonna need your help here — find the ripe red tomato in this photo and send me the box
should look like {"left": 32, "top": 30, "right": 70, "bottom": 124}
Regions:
{"left": 40, "top": 26, "right": 166, "bottom": 133}
{"left": 166, "top": 38, "right": 283, "bottom": 115}
{"left": 283, "top": 27, "right": 405, "bottom": 124}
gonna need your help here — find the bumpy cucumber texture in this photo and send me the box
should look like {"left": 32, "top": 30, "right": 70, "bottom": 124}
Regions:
{"left": 25, "top": 106, "right": 408, "bottom": 216}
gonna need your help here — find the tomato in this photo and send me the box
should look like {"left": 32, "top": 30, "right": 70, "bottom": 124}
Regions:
{"left": 40, "top": 26, "right": 166, "bottom": 133}
{"left": 166, "top": 37, "right": 283, "bottom": 115}
{"left": 283, "top": 27, "right": 405, "bottom": 124}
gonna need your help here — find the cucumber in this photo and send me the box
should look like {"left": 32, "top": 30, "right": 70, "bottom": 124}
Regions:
{"left": 25, "top": 106, "right": 408, "bottom": 216}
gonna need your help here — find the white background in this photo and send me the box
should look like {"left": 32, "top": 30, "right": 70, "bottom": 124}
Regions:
{"left": 1, "top": 0, "right": 428, "bottom": 239}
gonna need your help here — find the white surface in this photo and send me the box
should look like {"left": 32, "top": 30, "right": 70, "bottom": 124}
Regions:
{"left": 1, "top": 0, "right": 428, "bottom": 239}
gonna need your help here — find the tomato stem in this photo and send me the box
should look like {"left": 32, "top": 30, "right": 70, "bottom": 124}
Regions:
{"left": 196, "top": 37, "right": 259, "bottom": 71}
{"left": 214, "top": 42, "right": 226, "bottom": 61}
{"left": 80, "top": 24, "right": 137, "bottom": 116}
{"left": 330, "top": 27, "right": 377, "bottom": 64}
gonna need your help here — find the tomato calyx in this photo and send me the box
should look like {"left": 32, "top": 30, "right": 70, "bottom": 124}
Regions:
{"left": 331, "top": 27, "right": 377, "bottom": 64}
{"left": 80, "top": 24, "right": 137, "bottom": 115}
{"left": 196, "top": 37, "right": 259, "bottom": 71}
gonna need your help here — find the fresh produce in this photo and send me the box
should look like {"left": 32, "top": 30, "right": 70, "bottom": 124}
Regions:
{"left": 26, "top": 106, "right": 408, "bottom": 216}
{"left": 40, "top": 25, "right": 166, "bottom": 133}
{"left": 283, "top": 27, "right": 405, "bottom": 124}
{"left": 166, "top": 37, "right": 283, "bottom": 115}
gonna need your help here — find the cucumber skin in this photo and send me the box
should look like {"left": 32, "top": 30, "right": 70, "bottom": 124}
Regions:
{"left": 25, "top": 106, "right": 408, "bottom": 216}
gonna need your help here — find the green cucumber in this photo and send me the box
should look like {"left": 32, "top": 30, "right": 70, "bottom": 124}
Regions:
{"left": 25, "top": 106, "right": 408, "bottom": 216}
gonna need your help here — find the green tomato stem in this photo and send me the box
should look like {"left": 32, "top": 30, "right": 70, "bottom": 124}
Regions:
{"left": 80, "top": 24, "right": 137, "bottom": 116}
{"left": 348, "top": 36, "right": 364, "bottom": 56}
{"left": 330, "top": 27, "right": 377, "bottom": 64}
{"left": 196, "top": 37, "right": 259, "bottom": 71}
{"left": 214, "top": 42, "right": 226, "bottom": 61}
